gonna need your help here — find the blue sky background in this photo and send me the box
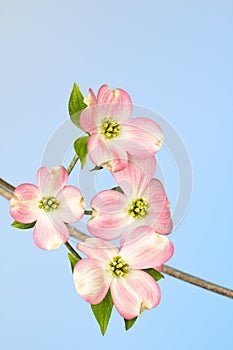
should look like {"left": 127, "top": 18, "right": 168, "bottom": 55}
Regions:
{"left": 0, "top": 0, "right": 233, "bottom": 349}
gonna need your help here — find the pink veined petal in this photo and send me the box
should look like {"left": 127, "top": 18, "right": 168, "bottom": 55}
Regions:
{"left": 119, "top": 219, "right": 149, "bottom": 242}
{"left": 87, "top": 189, "right": 130, "bottom": 240}
{"left": 87, "top": 213, "right": 131, "bottom": 240}
{"left": 111, "top": 156, "right": 156, "bottom": 199}
{"left": 90, "top": 189, "right": 128, "bottom": 212}
{"left": 73, "top": 258, "right": 113, "bottom": 304}
{"left": 77, "top": 238, "right": 119, "bottom": 262}
{"left": 84, "top": 88, "right": 98, "bottom": 107}
{"left": 97, "top": 84, "right": 132, "bottom": 120}
{"left": 33, "top": 211, "right": 69, "bottom": 250}
{"left": 117, "top": 118, "right": 163, "bottom": 159}
{"left": 120, "top": 225, "right": 152, "bottom": 247}
{"left": 80, "top": 104, "right": 101, "bottom": 133}
{"left": 97, "top": 85, "right": 132, "bottom": 105}
{"left": 88, "top": 133, "right": 128, "bottom": 172}
{"left": 143, "top": 179, "right": 173, "bottom": 234}
{"left": 130, "top": 117, "right": 164, "bottom": 151}
{"left": 56, "top": 186, "right": 86, "bottom": 223}
{"left": 146, "top": 206, "right": 173, "bottom": 234}
{"left": 10, "top": 184, "right": 40, "bottom": 223}
{"left": 120, "top": 226, "right": 174, "bottom": 269}
{"left": 110, "top": 270, "right": 161, "bottom": 320}
{"left": 37, "top": 166, "right": 68, "bottom": 197}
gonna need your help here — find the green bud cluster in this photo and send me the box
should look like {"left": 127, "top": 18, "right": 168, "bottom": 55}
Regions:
{"left": 102, "top": 117, "right": 121, "bottom": 140}
{"left": 128, "top": 198, "right": 149, "bottom": 219}
{"left": 38, "top": 196, "right": 60, "bottom": 212}
{"left": 109, "top": 256, "right": 129, "bottom": 278}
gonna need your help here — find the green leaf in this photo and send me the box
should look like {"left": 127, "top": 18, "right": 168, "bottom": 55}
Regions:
{"left": 124, "top": 317, "right": 137, "bottom": 331}
{"left": 91, "top": 289, "right": 113, "bottom": 335}
{"left": 74, "top": 135, "right": 89, "bottom": 169}
{"left": 90, "top": 165, "right": 103, "bottom": 172}
{"left": 68, "top": 253, "right": 79, "bottom": 273}
{"left": 11, "top": 221, "right": 36, "bottom": 229}
{"left": 70, "top": 112, "right": 83, "bottom": 130}
{"left": 143, "top": 268, "right": 164, "bottom": 281}
{"left": 69, "top": 83, "right": 87, "bottom": 115}
{"left": 69, "top": 83, "right": 87, "bottom": 129}
{"left": 111, "top": 186, "right": 123, "bottom": 193}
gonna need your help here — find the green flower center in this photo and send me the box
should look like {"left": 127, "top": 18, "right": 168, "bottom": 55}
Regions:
{"left": 128, "top": 198, "right": 149, "bottom": 219}
{"left": 38, "top": 196, "right": 60, "bottom": 212}
{"left": 102, "top": 117, "right": 121, "bottom": 140}
{"left": 109, "top": 255, "right": 129, "bottom": 278}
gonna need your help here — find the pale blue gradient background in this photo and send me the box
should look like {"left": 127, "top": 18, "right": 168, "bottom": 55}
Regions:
{"left": 0, "top": 1, "right": 233, "bottom": 349}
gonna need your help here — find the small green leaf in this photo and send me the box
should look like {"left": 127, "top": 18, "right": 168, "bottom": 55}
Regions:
{"left": 111, "top": 186, "right": 124, "bottom": 193}
{"left": 74, "top": 136, "right": 89, "bottom": 169}
{"left": 124, "top": 317, "right": 137, "bottom": 331}
{"left": 69, "top": 83, "right": 87, "bottom": 115}
{"left": 70, "top": 112, "right": 82, "bottom": 130}
{"left": 91, "top": 289, "right": 113, "bottom": 335}
{"left": 69, "top": 83, "right": 87, "bottom": 129}
{"left": 68, "top": 253, "right": 79, "bottom": 273}
{"left": 90, "top": 165, "right": 103, "bottom": 172}
{"left": 143, "top": 268, "right": 164, "bottom": 281}
{"left": 11, "top": 221, "right": 36, "bottom": 229}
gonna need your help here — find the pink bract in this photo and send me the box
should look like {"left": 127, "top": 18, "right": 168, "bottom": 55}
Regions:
{"left": 87, "top": 157, "right": 173, "bottom": 240}
{"left": 80, "top": 84, "right": 164, "bottom": 172}
{"left": 73, "top": 227, "right": 174, "bottom": 320}
{"left": 10, "top": 166, "right": 86, "bottom": 250}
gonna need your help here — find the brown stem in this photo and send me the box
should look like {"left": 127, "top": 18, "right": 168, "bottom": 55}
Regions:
{"left": 67, "top": 154, "right": 79, "bottom": 175}
{"left": 67, "top": 225, "right": 91, "bottom": 241}
{"left": 0, "top": 186, "right": 14, "bottom": 200}
{"left": 1, "top": 180, "right": 233, "bottom": 299}
{"left": 163, "top": 265, "right": 233, "bottom": 298}
{"left": 0, "top": 178, "right": 15, "bottom": 192}
{"left": 65, "top": 241, "right": 82, "bottom": 260}
{"left": 84, "top": 210, "right": 92, "bottom": 215}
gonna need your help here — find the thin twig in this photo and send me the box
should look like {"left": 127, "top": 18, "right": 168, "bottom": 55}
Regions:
{"left": 84, "top": 210, "right": 92, "bottom": 215}
{"left": 1, "top": 180, "right": 233, "bottom": 299}
{"left": 0, "top": 178, "right": 15, "bottom": 192}
{"left": 67, "top": 225, "right": 90, "bottom": 241}
{"left": 163, "top": 265, "right": 233, "bottom": 298}
{"left": 67, "top": 154, "right": 79, "bottom": 175}
{"left": 65, "top": 241, "right": 82, "bottom": 260}
{"left": 0, "top": 186, "right": 14, "bottom": 200}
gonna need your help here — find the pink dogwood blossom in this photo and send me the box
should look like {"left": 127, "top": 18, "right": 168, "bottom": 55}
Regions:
{"left": 80, "top": 84, "right": 164, "bottom": 172}
{"left": 10, "top": 166, "right": 86, "bottom": 250}
{"left": 87, "top": 157, "right": 172, "bottom": 240}
{"left": 73, "top": 226, "right": 174, "bottom": 320}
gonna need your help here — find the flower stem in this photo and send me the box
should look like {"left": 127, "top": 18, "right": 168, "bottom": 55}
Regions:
{"left": 67, "top": 154, "right": 79, "bottom": 175}
{"left": 0, "top": 186, "right": 14, "bottom": 200}
{"left": 84, "top": 210, "right": 92, "bottom": 215}
{"left": 67, "top": 225, "right": 90, "bottom": 241}
{"left": 1, "top": 179, "right": 233, "bottom": 299}
{"left": 0, "top": 178, "right": 15, "bottom": 192}
{"left": 163, "top": 265, "right": 233, "bottom": 298}
{"left": 64, "top": 241, "right": 82, "bottom": 260}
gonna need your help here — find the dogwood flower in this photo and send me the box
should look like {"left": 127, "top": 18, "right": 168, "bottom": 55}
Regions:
{"left": 80, "top": 84, "right": 164, "bottom": 172}
{"left": 10, "top": 166, "right": 86, "bottom": 250}
{"left": 73, "top": 226, "right": 174, "bottom": 320}
{"left": 87, "top": 157, "right": 172, "bottom": 240}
